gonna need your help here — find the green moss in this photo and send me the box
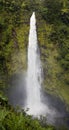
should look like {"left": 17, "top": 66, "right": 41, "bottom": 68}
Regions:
{"left": 16, "top": 25, "right": 29, "bottom": 49}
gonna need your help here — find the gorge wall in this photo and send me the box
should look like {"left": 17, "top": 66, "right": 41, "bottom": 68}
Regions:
{"left": 0, "top": 0, "right": 69, "bottom": 109}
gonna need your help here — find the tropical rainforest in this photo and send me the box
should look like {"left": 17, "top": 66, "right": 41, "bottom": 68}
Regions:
{"left": 0, "top": 0, "right": 69, "bottom": 130}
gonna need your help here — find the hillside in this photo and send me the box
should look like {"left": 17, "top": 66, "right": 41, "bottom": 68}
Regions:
{"left": 0, "top": 0, "right": 69, "bottom": 130}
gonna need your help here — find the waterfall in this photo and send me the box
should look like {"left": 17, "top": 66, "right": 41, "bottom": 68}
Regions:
{"left": 26, "top": 12, "right": 49, "bottom": 116}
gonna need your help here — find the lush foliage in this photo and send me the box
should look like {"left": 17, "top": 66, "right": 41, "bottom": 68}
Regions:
{"left": 0, "top": 0, "right": 69, "bottom": 129}
{"left": 37, "top": 0, "right": 69, "bottom": 105}
{"left": 0, "top": 95, "right": 56, "bottom": 130}
{"left": 39, "top": 0, "right": 69, "bottom": 71}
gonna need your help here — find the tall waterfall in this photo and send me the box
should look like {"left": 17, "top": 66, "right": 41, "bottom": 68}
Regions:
{"left": 26, "top": 12, "right": 48, "bottom": 116}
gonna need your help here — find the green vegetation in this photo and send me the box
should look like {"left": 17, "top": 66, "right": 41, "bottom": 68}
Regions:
{"left": 0, "top": 0, "right": 69, "bottom": 129}
{"left": 36, "top": 0, "right": 69, "bottom": 107}
{"left": 0, "top": 93, "right": 56, "bottom": 130}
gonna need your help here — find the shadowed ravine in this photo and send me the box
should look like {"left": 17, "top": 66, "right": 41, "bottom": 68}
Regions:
{"left": 7, "top": 12, "right": 69, "bottom": 128}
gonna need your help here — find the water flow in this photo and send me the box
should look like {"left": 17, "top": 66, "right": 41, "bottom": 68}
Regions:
{"left": 26, "top": 12, "right": 48, "bottom": 116}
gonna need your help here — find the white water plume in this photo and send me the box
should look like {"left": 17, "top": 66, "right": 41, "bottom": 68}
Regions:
{"left": 26, "top": 12, "right": 50, "bottom": 116}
